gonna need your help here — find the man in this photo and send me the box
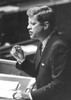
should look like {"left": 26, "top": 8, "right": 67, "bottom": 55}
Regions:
{"left": 11, "top": 5, "right": 71, "bottom": 100}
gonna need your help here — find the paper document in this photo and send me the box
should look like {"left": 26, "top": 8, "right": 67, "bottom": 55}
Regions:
{"left": 0, "top": 74, "right": 36, "bottom": 99}
{"left": 0, "top": 80, "right": 20, "bottom": 99}
{"left": 0, "top": 80, "right": 20, "bottom": 91}
{"left": 0, "top": 89, "right": 16, "bottom": 99}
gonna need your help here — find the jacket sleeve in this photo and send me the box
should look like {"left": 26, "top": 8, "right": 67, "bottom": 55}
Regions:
{"left": 16, "top": 57, "right": 36, "bottom": 77}
{"left": 31, "top": 43, "right": 69, "bottom": 100}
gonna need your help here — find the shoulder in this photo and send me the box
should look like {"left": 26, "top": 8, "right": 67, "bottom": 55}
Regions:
{"left": 49, "top": 32, "right": 70, "bottom": 54}
{"left": 51, "top": 32, "right": 68, "bottom": 48}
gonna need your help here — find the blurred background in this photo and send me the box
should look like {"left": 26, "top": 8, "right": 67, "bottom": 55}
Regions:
{"left": 0, "top": 0, "right": 71, "bottom": 59}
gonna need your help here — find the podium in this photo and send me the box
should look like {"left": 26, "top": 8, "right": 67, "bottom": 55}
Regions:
{"left": 0, "top": 73, "right": 35, "bottom": 100}
{"left": 0, "top": 59, "right": 35, "bottom": 99}
{"left": 0, "top": 59, "right": 30, "bottom": 76}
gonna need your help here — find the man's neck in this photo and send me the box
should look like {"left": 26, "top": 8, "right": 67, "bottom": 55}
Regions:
{"left": 41, "top": 29, "right": 55, "bottom": 42}
{"left": 41, "top": 29, "right": 55, "bottom": 51}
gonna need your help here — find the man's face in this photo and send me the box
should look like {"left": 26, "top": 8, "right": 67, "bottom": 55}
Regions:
{"left": 27, "top": 15, "right": 44, "bottom": 39}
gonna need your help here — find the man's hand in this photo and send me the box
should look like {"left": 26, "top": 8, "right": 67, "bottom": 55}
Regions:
{"left": 13, "top": 90, "right": 32, "bottom": 100}
{"left": 10, "top": 45, "right": 25, "bottom": 64}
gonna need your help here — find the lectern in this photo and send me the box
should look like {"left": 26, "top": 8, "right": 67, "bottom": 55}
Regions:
{"left": 0, "top": 73, "right": 35, "bottom": 100}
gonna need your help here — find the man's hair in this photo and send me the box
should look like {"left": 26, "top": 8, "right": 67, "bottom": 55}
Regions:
{"left": 27, "top": 5, "right": 55, "bottom": 28}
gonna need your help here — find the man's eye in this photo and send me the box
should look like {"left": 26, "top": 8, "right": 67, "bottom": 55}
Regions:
{"left": 31, "top": 22, "right": 36, "bottom": 25}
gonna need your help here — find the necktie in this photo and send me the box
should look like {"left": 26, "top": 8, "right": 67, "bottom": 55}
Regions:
{"left": 40, "top": 43, "right": 43, "bottom": 56}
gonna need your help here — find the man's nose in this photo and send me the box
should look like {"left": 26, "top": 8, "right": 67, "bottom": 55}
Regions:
{"left": 27, "top": 24, "right": 31, "bottom": 29}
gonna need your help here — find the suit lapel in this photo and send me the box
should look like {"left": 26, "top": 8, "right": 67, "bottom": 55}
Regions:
{"left": 36, "top": 37, "right": 50, "bottom": 69}
{"left": 40, "top": 30, "right": 59, "bottom": 61}
{"left": 35, "top": 43, "right": 42, "bottom": 68}
{"left": 36, "top": 30, "right": 59, "bottom": 69}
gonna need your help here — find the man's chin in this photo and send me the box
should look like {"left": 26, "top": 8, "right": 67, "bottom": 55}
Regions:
{"left": 30, "top": 35, "right": 34, "bottom": 39}
{"left": 30, "top": 36, "right": 33, "bottom": 39}
{"left": 30, "top": 35, "right": 38, "bottom": 39}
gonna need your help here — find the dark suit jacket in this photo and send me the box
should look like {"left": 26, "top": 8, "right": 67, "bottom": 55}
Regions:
{"left": 16, "top": 31, "right": 71, "bottom": 100}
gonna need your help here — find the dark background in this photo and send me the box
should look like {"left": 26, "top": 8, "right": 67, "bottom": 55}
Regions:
{"left": 0, "top": 11, "right": 29, "bottom": 45}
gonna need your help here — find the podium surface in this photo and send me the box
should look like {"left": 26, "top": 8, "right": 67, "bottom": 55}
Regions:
{"left": 0, "top": 59, "right": 30, "bottom": 76}
{"left": 0, "top": 74, "right": 35, "bottom": 100}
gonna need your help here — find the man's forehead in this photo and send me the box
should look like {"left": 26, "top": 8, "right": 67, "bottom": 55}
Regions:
{"left": 28, "top": 16, "right": 38, "bottom": 22}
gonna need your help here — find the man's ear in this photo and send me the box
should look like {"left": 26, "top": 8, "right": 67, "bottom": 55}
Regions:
{"left": 44, "top": 21, "right": 49, "bottom": 30}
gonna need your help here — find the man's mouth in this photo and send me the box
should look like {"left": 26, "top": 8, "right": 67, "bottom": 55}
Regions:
{"left": 29, "top": 31, "right": 33, "bottom": 35}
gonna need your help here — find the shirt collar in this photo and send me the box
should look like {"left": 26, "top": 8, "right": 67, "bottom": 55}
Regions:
{"left": 42, "top": 29, "right": 55, "bottom": 51}
{"left": 42, "top": 36, "right": 50, "bottom": 51}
